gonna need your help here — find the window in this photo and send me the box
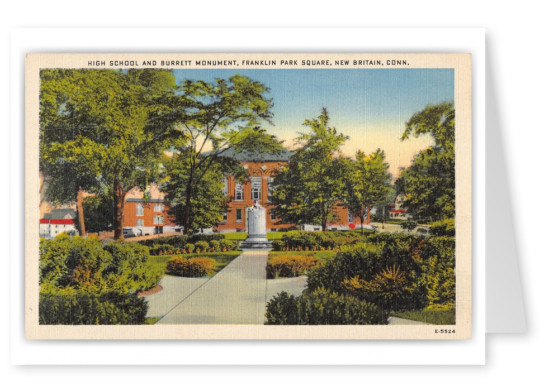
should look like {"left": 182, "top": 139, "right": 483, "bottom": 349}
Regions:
{"left": 270, "top": 209, "right": 277, "bottom": 221}
{"left": 222, "top": 177, "right": 228, "bottom": 196}
{"left": 222, "top": 210, "right": 227, "bottom": 222}
{"left": 235, "top": 183, "right": 244, "bottom": 201}
{"left": 154, "top": 215, "right": 164, "bottom": 225}
{"left": 267, "top": 177, "right": 274, "bottom": 202}
{"left": 348, "top": 209, "right": 354, "bottom": 223}
{"left": 154, "top": 203, "right": 164, "bottom": 212}
{"left": 136, "top": 219, "right": 144, "bottom": 227}
{"left": 236, "top": 209, "right": 242, "bottom": 222}
{"left": 251, "top": 177, "right": 261, "bottom": 201}
{"left": 136, "top": 203, "right": 144, "bottom": 216}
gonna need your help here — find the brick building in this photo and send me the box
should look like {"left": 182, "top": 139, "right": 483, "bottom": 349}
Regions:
{"left": 120, "top": 148, "right": 370, "bottom": 234}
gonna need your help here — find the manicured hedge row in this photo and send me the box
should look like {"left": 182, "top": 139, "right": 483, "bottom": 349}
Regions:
{"left": 271, "top": 230, "right": 375, "bottom": 251}
{"left": 265, "top": 288, "right": 389, "bottom": 325}
{"left": 138, "top": 233, "right": 226, "bottom": 249}
{"left": 266, "top": 255, "right": 317, "bottom": 278}
{"left": 166, "top": 256, "right": 216, "bottom": 277}
{"left": 39, "top": 291, "right": 148, "bottom": 325}
{"left": 147, "top": 237, "right": 237, "bottom": 255}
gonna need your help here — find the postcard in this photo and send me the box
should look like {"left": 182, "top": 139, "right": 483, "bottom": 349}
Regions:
{"left": 25, "top": 52, "right": 471, "bottom": 340}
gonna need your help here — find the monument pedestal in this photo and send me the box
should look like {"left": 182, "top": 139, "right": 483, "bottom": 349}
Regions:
{"left": 240, "top": 203, "right": 271, "bottom": 249}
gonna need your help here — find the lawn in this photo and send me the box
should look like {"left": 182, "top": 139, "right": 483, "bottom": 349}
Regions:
{"left": 148, "top": 251, "right": 242, "bottom": 277}
{"left": 391, "top": 308, "right": 456, "bottom": 325}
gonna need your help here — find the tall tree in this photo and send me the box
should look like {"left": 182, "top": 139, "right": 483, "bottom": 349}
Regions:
{"left": 40, "top": 69, "right": 176, "bottom": 239}
{"left": 150, "top": 74, "right": 282, "bottom": 233}
{"left": 398, "top": 102, "right": 455, "bottom": 221}
{"left": 272, "top": 108, "right": 349, "bottom": 231}
{"left": 342, "top": 149, "right": 393, "bottom": 233}
{"left": 160, "top": 147, "right": 247, "bottom": 232}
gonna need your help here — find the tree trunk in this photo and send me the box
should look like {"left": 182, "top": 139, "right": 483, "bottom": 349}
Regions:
{"left": 360, "top": 215, "right": 364, "bottom": 234}
{"left": 76, "top": 188, "right": 86, "bottom": 236}
{"left": 183, "top": 165, "right": 195, "bottom": 234}
{"left": 113, "top": 178, "right": 124, "bottom": 240}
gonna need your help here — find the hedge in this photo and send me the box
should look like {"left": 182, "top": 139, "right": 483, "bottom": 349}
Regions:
{"left": 266, "top": 288, "right": 389, "bottom": 325}
{"left": 39, "top": 291, "right": 148, "bottom": 325}
{"left": 266, "top": 255, "right": 317, "bottom": 278}
{"left": 166, "top": 256, "right": 216, "bottom": 277}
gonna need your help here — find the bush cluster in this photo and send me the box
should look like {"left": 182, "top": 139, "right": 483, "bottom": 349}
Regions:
{"left": 39, "top": 234, "right": 161, "bottom": 324}
{"left": 266, "top": 288, "right": 389, "bottom": 325}
{"left": 429, "top": 218, "right": 455, "bottom": 237}
{"left": 39, "top": 291, "right": 148, "bottom": 325}
{"left": 266, "top": 255, "right": 317, "bottom": 279}
{"left": 271, "top": 230, "right": 372, "bottom": 251}
{"left": 166, "top": 256, "right": 216, "bottom": 277}
{"left": 140, "top": 233, "right": 227, "bottom": 251}
{"left": 149, "top": 238, "right": 237, "bottom": 255}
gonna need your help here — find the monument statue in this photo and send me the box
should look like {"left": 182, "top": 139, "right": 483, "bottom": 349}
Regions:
{"left": 240, "top": 202, "right": 271, "bottom": 249}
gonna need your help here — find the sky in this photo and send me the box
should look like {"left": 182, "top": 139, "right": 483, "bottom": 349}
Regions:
{"left": 173, "top": 68, "right": 454, "bottom": 178}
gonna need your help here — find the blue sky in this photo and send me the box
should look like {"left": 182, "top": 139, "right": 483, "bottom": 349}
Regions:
{"left": 173, "top": 68, "right": 454, "bottom": 177}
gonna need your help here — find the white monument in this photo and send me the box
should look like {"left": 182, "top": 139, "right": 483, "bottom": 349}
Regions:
{"left": 240, "top": 202, "right": 271, "bottom": 249}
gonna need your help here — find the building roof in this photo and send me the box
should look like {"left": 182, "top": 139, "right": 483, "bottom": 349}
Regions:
{"left": 43, "top": 208, "right": 76, "bottom": 220}
{"left": 207, "top": 147, "right": 293, "bottom": 162}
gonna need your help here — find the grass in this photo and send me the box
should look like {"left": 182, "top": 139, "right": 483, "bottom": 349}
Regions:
{"left": 144, "top": 317, "right": 161, "bottom": 325}
{"left": 148, "top": 251, "right": 242, "bottom": 277}
{"left": 391, "top": 308, "right": 456, "bottom": 325}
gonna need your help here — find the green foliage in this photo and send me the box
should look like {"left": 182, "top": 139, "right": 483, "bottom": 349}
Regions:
{"left": 266, "top": 255, "right": 317, "bottom": 278}
{"left": 429, "top": 218, "right": 455, "bottom": 236}
{"left": 392, "top": 308, "right": 456, "bottom": 325}
{"left": 265, "top": 288, "right": 388, "bottom": 325}
{"left": 341, "top": 149, "right": 393, "bottom": 231}
{"left": 39, "top": 234, "right": 162, "bottom": 324}
{"left": 219, "top": 239, "right": 236, "bottom": 251}
{"left": 39, "top": 291, "right": 148, "bottom": 325}
{"left": 399, "top": 103, "right": 455, "bottom": 222}
{"left": 265, "top": 292, "right": 299, "bottom": 325}
{"left": 40, "top": 69, "right": 177, "bottom": 238}
{"left": 151, "top": 74, "right": 281, "bottom": 233}
{"left": 194, "top": 241, "right": 209, "bottom": 253}
{"left": 271, "top": 230, "right": 371, "bottom": 251}
{"left": 209, "top": 240, "right": 221, "bottom": 252}
{"left": 81, "top": 191, "right": 114, "bottom": 233}
{"left": 271, "top": 108, "right": 349, "bottom": 231}
{"left": 184, "top": 243, "right": 196, "bottom": 253}
{"left": 401, "top": 220, "right": 418, "bottom": 232}
{"left": 166, "top": 256, "right": 216, "bottom": 277}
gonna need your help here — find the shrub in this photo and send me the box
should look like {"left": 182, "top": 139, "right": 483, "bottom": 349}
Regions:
{"left": 209, "top": 240, "right": 221, "bottom": 252}
{"left": 194, "top": 241, "right": 209, "bottom": 253}
{"left": 265, "top": 291, "right": 298, "bottom": 325}
{"left": 271, "top": 240, "right": 286, "bottom": 251}
{"left": 39, "top": 235, "right": 162, "bottom": 324}
{"left": 39, "top": 290, "right": 148, "bottom": 325}
{"left": 149, "top": 244, "right": 175, "bottom": 255}
{"left": 166, "top": 256, "right": 216, "bottom": 277}
{"left": 429, "top": 218, "right": 455, "bottom": 236}
{"left": 184, "top": 243, "right": 196, "bottom": 254}
{"left": 307, "top": 241, "right": 428, "bottom": 312}
{"left": 266, "top": 255, "right": 317, "bottom": 278}
{"left": 219, "top": 239, "right": 235, "bottom": 251}
{"left": 265, "top": 288, "right": 389, "bottom": 325}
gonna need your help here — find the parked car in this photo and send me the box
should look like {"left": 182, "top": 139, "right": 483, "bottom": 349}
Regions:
{"left": 123, "top": 228, "right": 142, "bottom": 238}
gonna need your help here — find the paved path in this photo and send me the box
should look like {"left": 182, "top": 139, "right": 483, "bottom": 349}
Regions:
{"left": 157, "top": 249, "right": 271, "bottom": 324}
{"left": 387, "top": 316, "right": 428, "bottom": 325}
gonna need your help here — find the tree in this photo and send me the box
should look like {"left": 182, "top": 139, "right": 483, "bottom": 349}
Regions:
{"left": 342, "top": 149, "right": 393, "bottom": 233}
{"left": 80, "top": 189, "right": 114, "bottom": 234}
{"left": 40, "top": 69, "right": 176, "bottom": 239}
{"left": 398, "top": 103, "right": 455, "bottom": 222}
{"left": 161, "top": 147, "right": 247, "bottom": 232}
{"left": 149, "top": 74, "right": 282, "bottom": 233}
{"left": 272, "top": 108, "right": 349, "bottom": 231}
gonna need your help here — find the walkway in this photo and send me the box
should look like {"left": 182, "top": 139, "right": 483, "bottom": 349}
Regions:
{"left": 156, "top": 249, "right": 270, "bottom": 324}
